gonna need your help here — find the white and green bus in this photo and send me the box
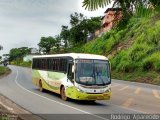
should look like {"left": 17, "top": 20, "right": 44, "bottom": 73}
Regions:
{"left": 32, "top": 53, "right": 111, "bottom": 101}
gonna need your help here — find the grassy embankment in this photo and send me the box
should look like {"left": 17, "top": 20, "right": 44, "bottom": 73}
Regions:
{"left": 0, "top": 66, "right": 11, "bottom": 77}
{"left": 0, "top": 66, "right": 6, "bottom": 75}
{"left": 71, "top": 14, "right": 160, "bottom": 85}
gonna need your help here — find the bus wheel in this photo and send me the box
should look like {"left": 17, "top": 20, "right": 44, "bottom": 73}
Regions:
{"left": 39, "top": 80, "right": 44, "bottom": 92}
{"left": 60, "top": 86, "right": 67, "bottom": 101}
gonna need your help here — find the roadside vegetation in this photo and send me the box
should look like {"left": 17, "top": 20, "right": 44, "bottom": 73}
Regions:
{"left": 0, "top": 66, "right": 6, "bottom": 75}
{"left": 10, "top": 60, "right": 31, "bottom": 68}
{"left": 6, "top": 0, "right": 160, "bottom": 85}
{"left": 77, "top": 1, "right": 160, "bottom": 85}
{"left": 0, "top": 66, "right": 11, "bottom": 77}
{"left": 0, "top": 45, "right": 9, "bottom": 77}
{"left": 71, "top": 13, "right": 160, "bottom": 85}
{"left": 8, "top": 47, "right": 32, "bottom": 68}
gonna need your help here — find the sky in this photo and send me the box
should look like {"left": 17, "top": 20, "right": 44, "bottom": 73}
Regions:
{"left": 0, "top": 0, "right": 112, "bottom": 56}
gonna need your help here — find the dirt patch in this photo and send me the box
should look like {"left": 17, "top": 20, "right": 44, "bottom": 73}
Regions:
{"left": 135, "top": 77, "right": 154, "bottom": 84}
{"left": 107, "top": 38, "right": 134, "bottom": 59}
{"left": 0, "top": 94, "right": 43, "bottom": 120}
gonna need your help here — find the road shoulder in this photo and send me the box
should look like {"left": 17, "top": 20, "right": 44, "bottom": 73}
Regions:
{"left": 0, "top": 94, "right": 43, "bottom": 120}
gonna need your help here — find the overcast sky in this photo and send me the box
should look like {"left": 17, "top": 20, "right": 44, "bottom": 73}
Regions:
{"left": 0, "top": 0, "right": 112, "bottom": 55}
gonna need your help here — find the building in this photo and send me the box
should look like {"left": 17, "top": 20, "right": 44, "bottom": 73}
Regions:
{"left": 102, "top": 8, "right": 122, "bottom": 32}
{"left": 93, "top": 8, "right": 122, "bottom": 38}
{"left": 23, "top": 55, "right": 34, "bottom": 62}
{"left": 87, "top": 8, "right": 122, "bottom": 41}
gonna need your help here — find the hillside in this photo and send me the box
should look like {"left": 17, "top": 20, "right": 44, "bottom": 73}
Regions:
{"left": 73, "top": 14, "right": 160, "bottom": 85}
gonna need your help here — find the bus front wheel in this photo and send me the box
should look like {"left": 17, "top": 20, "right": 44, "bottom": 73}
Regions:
{"left": 39, "top": 80, "right": 44, "bottom": 92}
{"left": 60, "top": 86, "right": 68, "bottom": 101}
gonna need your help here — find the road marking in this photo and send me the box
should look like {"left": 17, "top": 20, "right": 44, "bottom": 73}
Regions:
{"left": 14, "top": 70, "right": 108, "bottom": 120}
{"left": 152, "top": 90, "right": 160, "bottom": 99}
{"left": 134, "top": 88, "right": 141, "bottom": 94}
{"left": 119, "top": 85, "right": 129, "bottom": 91}
{"left": 122, "top": 98, "right": 134, "bottom": 108}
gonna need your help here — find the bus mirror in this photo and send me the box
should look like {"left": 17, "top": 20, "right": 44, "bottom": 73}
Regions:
{"left": 109, "top": 62, "right": 111, "bottom": 71}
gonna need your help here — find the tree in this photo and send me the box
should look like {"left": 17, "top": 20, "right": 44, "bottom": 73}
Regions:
{"left": 83, "top": 0, "right": 111, "bottom": 11}
{"left": 0, "top": 45, "right": 3, "bottom": 51}
{"left": 38, "top": 36, "right": 57, "bottom": 54}
{"left": 53, "top": 35, "right": 61, "bottom": 53}
{"left": 70, "top": 12, "right": 86, "bottom": 27}
{"left": 83, "top": 0, "right": 158, "bottom": 30}
{"left": 60, "top": 26, "right": 70, "bottom": 48}
{"left": 61, "top": 13, "right": 101, "bottom": 46}
{"left": 82, "top": 0, "right": 158, "bottom": 17}
{"left": 9, "top": 47, "right": 31, "bottom": 61}
{"left": 86, "top": 17, "right": 101, "bottom": 33}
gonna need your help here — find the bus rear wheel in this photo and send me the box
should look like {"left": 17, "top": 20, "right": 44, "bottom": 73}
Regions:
{"left": 39, "top": 80, "right": 44, "bottom": 92}
{"left": 60, "top": 86, "right": 67, "bottom": 101}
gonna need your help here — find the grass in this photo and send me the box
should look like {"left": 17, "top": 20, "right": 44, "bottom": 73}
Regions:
{"left": 0, "top": 66, "right": 6, "bottom": 75}
{"left": 112, "top": 70, "right": 160, "bottom": 85}
{"left": 0, "top": 66, "right": 11, "bottom": 77}
{"left": 71, "top": 13, "right": 160, "bottom": 85}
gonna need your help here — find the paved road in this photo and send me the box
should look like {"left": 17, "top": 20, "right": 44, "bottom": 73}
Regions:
{"left": 0, "top": 66, "right": 160, "bottom": 120}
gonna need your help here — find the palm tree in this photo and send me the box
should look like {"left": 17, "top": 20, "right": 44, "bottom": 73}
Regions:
{"left": 82, "top": 0, "right": 112, "bottom": 11}
{"left": 83, "top": 0, "right": 158, "bottom": 10}
{"left": 82, "top": 0, "right": 158, "bottom": 16}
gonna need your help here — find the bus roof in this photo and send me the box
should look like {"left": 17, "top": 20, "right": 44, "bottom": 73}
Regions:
{"left": 33, "top": 53, "right": 108, "bottom": 60}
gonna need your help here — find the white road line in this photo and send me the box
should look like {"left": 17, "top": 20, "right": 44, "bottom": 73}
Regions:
{"left": 14, "top": 70, "right": 108, "bottom": 120}
{"left": 119, "top": 86, "right": 129, "bottom": 91}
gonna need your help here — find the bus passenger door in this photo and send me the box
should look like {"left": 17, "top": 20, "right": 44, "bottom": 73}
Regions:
{"left": 67, "top": 63, "right": 74, "bottom": 83}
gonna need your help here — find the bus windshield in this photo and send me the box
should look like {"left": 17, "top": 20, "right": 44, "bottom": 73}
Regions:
{"left": 75, "top": 59, "right": 111, "bottom": 86}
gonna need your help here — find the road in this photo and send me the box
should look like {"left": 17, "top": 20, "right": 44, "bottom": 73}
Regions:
{"left": 0, "top": 66, "right": 160, "bottom": 120}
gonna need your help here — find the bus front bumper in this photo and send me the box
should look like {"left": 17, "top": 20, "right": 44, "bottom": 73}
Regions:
{"left": 66, "top": 87, "right": 111, "bottom": 100}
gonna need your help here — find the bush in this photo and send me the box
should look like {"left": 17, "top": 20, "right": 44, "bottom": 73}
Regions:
{"left": 10, "top": 60, "right": 32, "bottom": 68}
{"left": 0, "top": 66, "right": 6, "bottom": 75}
{"left": 129, "top": 43, "right": 152, "bottom": 62}
{"left": 142, "top": 52, "right": 160, "bottom": 72}
{"left": 20, "top": 61, "right": 32, "bottom": 67}
{"left": 111, "top": 50, "right": 127, "bottom": 70}
{"left": 116, "top": 59, "right": 137, "bottom": 73}
{"left": 146, "top": 27, "right": 160, "bottom": 45}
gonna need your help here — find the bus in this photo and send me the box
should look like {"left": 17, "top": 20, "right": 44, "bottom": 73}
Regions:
{"left": 32, "top": 53, "right": 111, "bottom": 101}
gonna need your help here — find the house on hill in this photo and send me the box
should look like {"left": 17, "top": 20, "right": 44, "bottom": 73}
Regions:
{"left": 93, "top": 8, "right": 122, "bottom": 38}
{"left": 102, "top": 8, "right": 122, "bottom": 32}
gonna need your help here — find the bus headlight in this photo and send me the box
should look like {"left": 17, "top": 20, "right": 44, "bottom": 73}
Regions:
{"left": 77, "top": 88, "right": 84, "bottom": 93}
{"left": 105, "top": 88, "right": 111, "bottom": 93}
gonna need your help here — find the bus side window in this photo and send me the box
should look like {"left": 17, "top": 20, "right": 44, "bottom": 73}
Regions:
{"left": 67, "top": 63, "right": 73, "bottom": 80}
